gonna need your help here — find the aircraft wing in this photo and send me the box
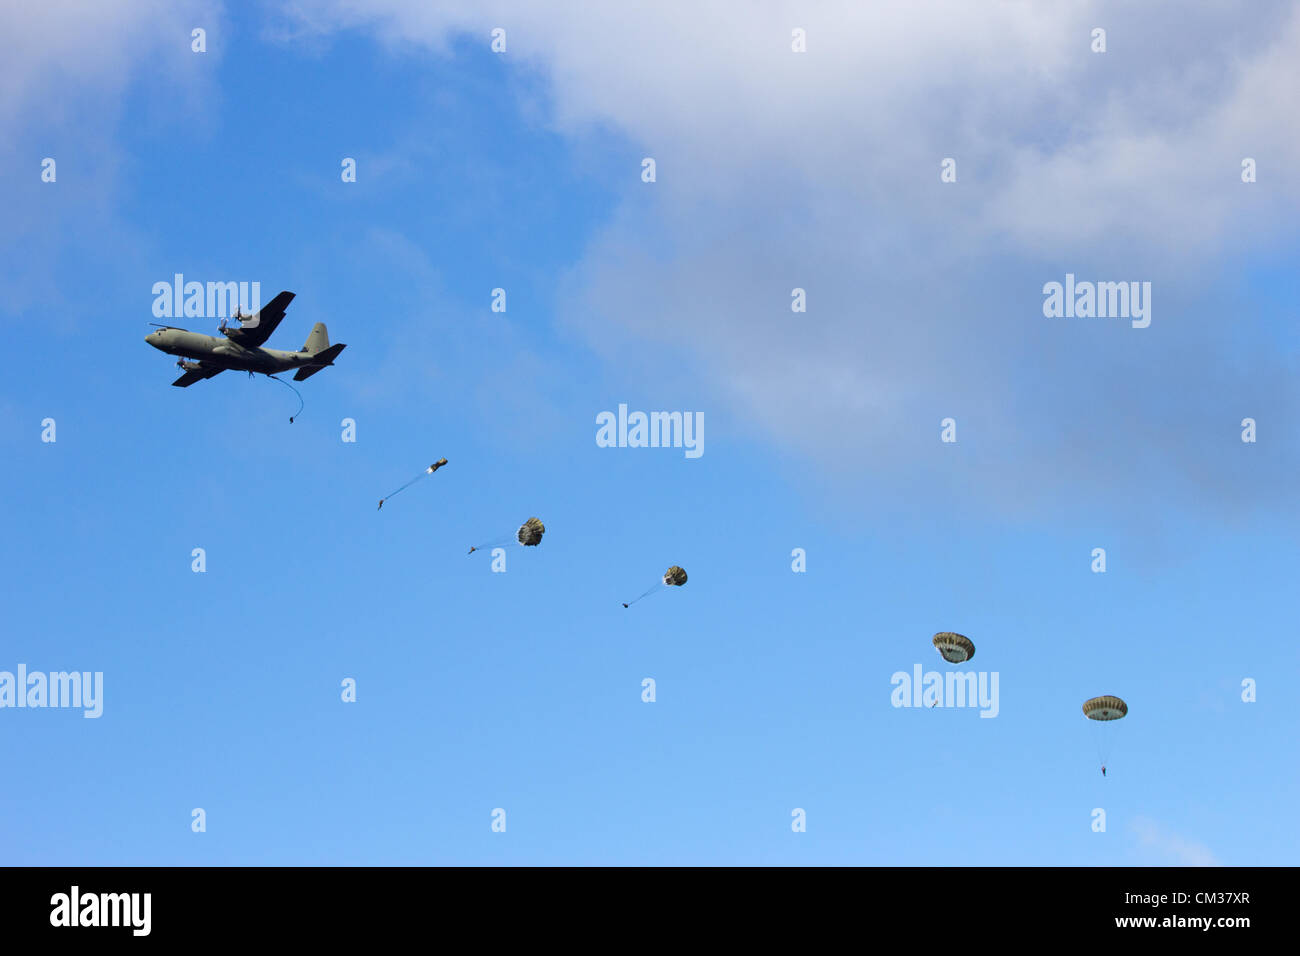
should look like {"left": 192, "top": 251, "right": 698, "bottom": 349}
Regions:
{"left": 228, "top": 290, "right": 295, "bottom": 347}
{"left": 171, "top": 365, "right": 226, "bottom": 388}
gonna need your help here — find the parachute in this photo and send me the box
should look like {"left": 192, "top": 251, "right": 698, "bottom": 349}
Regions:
{"left": 378, "top": 458, "right": 448, "bottom": 510}
{"left": 469, "top": 516, "right": 546, "bottom": 555}
{"left": 932, "top": 632, "right": 975, "bottom": 663}
{"left": 516, "top": 517, "right": 545, "bottom": 547}
{"left": 624, "top": 565, "right": 688, "bottom": 607}
{"left": 1083, "top": 695, "right": 1128, "bottom": 774}
{"left": 1082, "top": 696, "right": 1127, "bottom": 721}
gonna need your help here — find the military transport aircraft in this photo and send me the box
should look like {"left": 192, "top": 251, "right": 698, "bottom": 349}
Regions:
{"left": 144, "top": 291, "right": 346, "bottom": 387}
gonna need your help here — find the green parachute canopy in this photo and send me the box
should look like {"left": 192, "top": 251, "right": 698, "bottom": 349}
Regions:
{"left": 1082, "top": 696, "right": 1128, "bottom": 721}
{"left": 516, "top": 517, "right": 545, "bottom": 547}
{"left": 932, "top": 632, "right": 975, "bottom": 663}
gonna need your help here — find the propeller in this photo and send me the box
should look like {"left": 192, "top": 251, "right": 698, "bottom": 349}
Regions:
{"left": 221, "top": 307, "right": 253, "bottom": 335}
{"left": 149, "top": 322, "right": 188, "bottom": 332}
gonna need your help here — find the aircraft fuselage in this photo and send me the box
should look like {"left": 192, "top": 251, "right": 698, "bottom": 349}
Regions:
{"left": 145, "top": 329, "right": 314, "bottom": 376}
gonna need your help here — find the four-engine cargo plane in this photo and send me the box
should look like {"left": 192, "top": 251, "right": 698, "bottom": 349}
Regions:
{"left": 145, "top": 291, "right": 346, "bottom": 387}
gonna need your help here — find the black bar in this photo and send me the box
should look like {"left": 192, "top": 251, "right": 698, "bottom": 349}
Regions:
{"left": 0, "top": 866, "right": 1280, "bottom": 942}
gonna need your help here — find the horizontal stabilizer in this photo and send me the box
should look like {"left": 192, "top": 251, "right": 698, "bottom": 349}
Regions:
{"left": 294, "top": 343, "right": 346, "bottom": 381}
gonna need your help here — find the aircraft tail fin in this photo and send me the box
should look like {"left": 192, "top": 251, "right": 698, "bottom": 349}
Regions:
{"left": 303, "top": 322, "right": 330, "bottom": 355}
{"left": 294, "top": 343, "right": 346, "bottom": 381}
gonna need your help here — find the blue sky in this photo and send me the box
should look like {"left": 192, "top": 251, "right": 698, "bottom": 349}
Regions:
{"left": 1, "top": 2, "right": 1297, "bottom": 865}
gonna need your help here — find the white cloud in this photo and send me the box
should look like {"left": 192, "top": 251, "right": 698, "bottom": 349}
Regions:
{"left": 0, "top": 1, "right": 217, "bottom": 130}
{"left": 1131, "top": 816, "right": 1221, "bottom": 866}
{"left": 280, "top": 1, "right": 1300, "bottom": 249}
{"left": 0, "top": 1, "right": 224, "bottom": 322}
{"left": 275, "top": 0, "right": 1300, "bottom": 520}
{"left": 7, "top": 1, "right": 1296, "bottom": 519}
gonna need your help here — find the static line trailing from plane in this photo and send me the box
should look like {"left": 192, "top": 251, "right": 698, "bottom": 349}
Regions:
{"left": 144, "top": 291, "right": 346, "bottom": 421}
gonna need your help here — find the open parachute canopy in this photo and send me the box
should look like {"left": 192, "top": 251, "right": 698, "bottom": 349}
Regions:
{"left": 932, "top": 632, "right": 975, "bottom": 663}
{"left": 516, "top": 517, "right": 545, "bottom": 547}
{"left": 1083, "top": 695, "right": 1128, "bottom": 721}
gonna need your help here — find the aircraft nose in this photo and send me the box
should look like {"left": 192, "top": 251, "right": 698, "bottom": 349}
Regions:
{"left": 145, "top": 332, "right": 161, "bottom": 349}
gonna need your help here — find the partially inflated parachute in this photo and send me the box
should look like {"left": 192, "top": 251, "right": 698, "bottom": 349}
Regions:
{"left": 516, "top": 517, "right": 545, "bottom": 547}
{"left": 469, "top": 516, "right": 546, "bottom": 555}
{"left": 624, "top": 565, "right": 688, "bottom": 607}
{"left": 377, "top": 457, "right": 448, "bottom": 510}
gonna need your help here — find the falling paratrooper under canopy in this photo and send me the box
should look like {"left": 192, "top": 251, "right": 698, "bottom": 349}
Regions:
{"left": 623, "top": 565, "right": 687, "bottom": 607}
{"left": 468, "top": 517, "right": 546, "bottom": 555}
{"left": 1083, "top": 695, "right": 1128, "bottom": 776}
{"left": 377, "top": 458, "right": 448, "bottom": 510}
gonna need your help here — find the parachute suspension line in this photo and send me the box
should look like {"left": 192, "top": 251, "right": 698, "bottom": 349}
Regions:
{"left": 376, "top": 458, "right": 448, "bottom": 511}
{"left": 1082, "top": 696, "right": 1127, "bottom": 772}
{"left": 624, "top": 581, "right": 665, "bottom": 607}
{"left": 378, "top": 470, "right": 429, "bottom": 508}
{"left": 471, "top": 519, "right": 544, "bottom": 555}
{"left": 1090, "top": 720, "right": 1107, "bottom": 768}
{"left": 468, "top": 532, "right": 514, "bottom": 554}
{"left": 266, "top": 375, "right": 304, "bottom": 423}
{"left": 1097, "top": 719, "right": 1120, "bottom": 769}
